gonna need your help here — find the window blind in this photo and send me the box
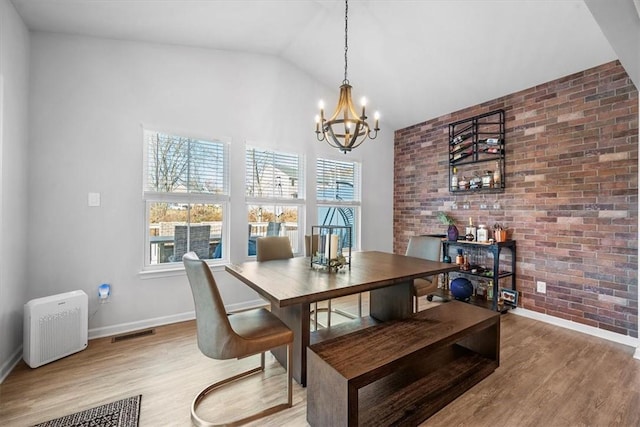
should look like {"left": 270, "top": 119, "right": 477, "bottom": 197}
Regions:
{"left": 316, "top": 158, "right": 361, "bottom": 202}
{"left": 144, "top": 131, "right": 228, "bottom": 196}
{"left": 245, "top": 147, "right": 302, "bottom": 199}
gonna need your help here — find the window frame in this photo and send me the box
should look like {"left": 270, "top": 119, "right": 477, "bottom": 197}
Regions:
{"left": 141, "top": 128, "right": 230, "bottom": 272}
{"left": 316, "top": 157, "right": 361, "bottom": 252}
{"left": 245, "top": 143, "right": 306, "bottom": 257}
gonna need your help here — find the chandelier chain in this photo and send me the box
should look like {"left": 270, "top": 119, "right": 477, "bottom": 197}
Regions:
{"left": 343, "top": 0, "right": 349, "bottom": 85}
{"left": 315, "top": 0, "right": 379, "bottom": 153}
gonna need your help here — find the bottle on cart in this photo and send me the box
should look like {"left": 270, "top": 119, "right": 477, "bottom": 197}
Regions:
{"left": 456, "top": 249, "right": 464, "bottom": 265}
{"left": 462, "top": 252, "right": 471, "bottom": 271}
{"left": 477, "top": 225, "right": 488, "bottom": 243}
{"left": 465, "top": 217, "right": 476, "bottom": 241}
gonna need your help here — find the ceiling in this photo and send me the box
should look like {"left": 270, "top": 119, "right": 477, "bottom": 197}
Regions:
{"left": 9, "top": 0, "right": 636, "bottom": 130}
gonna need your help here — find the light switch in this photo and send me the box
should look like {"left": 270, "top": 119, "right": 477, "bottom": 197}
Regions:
{"left": 88, "top": 192, "right": 101, "bottom": 207}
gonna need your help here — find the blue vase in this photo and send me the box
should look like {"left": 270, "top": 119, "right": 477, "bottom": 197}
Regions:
{"left": 450, "top": 277, "right": 473, "bottom": 301}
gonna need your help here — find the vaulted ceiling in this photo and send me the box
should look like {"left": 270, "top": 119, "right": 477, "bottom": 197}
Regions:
{"left": 10, "top": 0, "right": 639, "bottom": 130}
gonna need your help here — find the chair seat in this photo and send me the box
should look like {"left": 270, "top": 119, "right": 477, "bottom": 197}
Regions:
{"left": 413, "top": 277, "right": 437, "bottom": 298}
{"left": 229, "top": 308, "right": 293, "bottom": 352}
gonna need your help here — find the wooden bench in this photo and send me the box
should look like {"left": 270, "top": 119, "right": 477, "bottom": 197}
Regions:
{"left": 306, "top": 301, "right": 500, "bottom": 426}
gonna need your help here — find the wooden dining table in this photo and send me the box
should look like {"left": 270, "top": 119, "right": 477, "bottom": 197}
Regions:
{"left": 225, "top": 250, "right": 459, "bottom": 386}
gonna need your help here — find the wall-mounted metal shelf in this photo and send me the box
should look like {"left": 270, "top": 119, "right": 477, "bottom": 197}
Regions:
{"left": 449, "top": 109, "right": 505, "bottom": 193}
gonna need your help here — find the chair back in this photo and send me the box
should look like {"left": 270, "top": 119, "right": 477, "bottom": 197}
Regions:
{"left": 406, "top": 235, "right": 442, "bottom": 297}
{"left": 266, "top": 221, "right": 282, "bottom": 236}
{"left": 304, "top": 234, "right": 320, "bottom": 257}
{"left": 182, "top": 252, "right": 237, "bottom": 359}
{"left": 256, "top": 236, "right": 293, "bottom": 261}
{"left": 405, "top": 235, "right": 442, "bottom": 262}
{"left": 174, "top": 225, "right": 211, "bottom": 260}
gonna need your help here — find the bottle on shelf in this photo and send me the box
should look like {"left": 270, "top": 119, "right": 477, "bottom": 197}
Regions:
{"left": 487, "top": 280, "right": 494, "bottom": 300}
{"left": 493, "top": 161, "right": 501, "bottom": 187}
{"left": 451, "top": 167, "right": 458, "bottom": 190}
{"left": 482, "top": 171, "right": 494, "bottom": 188}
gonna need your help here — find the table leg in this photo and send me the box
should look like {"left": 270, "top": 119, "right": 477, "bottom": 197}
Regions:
{"left": 269, "top": 302, "right": 311, "bottom": 386}
{"left": 369, "top": 280, "right": 413, "bottom": 321}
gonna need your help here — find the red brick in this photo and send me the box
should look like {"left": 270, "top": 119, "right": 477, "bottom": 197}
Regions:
{"left": 394, "top": 61, "right": 638, "bottom": 337}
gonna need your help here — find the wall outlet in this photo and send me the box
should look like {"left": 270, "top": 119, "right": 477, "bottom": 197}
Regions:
{"left": 536, "top": 281, "right": 546, "bottom": 294}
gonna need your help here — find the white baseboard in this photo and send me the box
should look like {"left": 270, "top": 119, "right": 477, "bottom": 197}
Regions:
{"left": 512, "top": 308, "right": 639, "bottom": 350}
{"left": 88, "top": 299, "right": 268, "bottom": 340}
{"left": 88, "top": 311, "right": 195, "bottom": 340}
{"left": 1, "top": 346, "right": 24, "bottom": 384}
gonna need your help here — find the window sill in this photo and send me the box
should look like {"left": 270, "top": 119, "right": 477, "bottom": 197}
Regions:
{"left": 138, "top": 261, "right": 227, "bottom": 280}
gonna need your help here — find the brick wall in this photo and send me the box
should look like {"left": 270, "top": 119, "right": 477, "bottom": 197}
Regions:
{"left": 394, "top": 60, "right": 638, "bottom": 338}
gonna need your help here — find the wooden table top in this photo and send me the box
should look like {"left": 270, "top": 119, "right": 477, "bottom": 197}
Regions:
{"left": 225, "top": 251, "right": 459, "bottom": 307}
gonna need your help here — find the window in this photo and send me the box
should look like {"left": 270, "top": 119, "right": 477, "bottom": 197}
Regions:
{"left": 143, "top": 130, "right": 229, "bottom": 268}
{"left": 245, "top": 146, "right": 304, "bottom": 255}
{"left": 316, "top": 158, "right": 360, "bottom": 250}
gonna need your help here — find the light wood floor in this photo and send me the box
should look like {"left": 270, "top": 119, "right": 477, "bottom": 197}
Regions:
{"left": 1, "top": 295, "right": 639, "bottom": 427}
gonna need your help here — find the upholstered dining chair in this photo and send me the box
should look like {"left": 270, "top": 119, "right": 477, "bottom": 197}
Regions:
{"left": 406, "top": 235, "right": 442, "bottom": 312}
{"left": 182, "top": 252, "right": 293, "bottom": 426}
{"left": 255, "top": 236, "right": 293, "bottom": 262}
{"left": 304, "top": 235, "right": 361, "bottom": 330}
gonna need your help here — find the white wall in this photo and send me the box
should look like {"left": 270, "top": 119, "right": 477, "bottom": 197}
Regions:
{"left": 25, "top": 33, "right": 394, "bottom": 338}
{"left": 0, "top": 0, "right": 30, "bottom": 381}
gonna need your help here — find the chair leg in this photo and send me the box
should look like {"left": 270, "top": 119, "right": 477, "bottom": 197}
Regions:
{"left": 286, "top": 343, "right": 292, "bottom": 406}
{"left": 313, "top": 295, "right": 363, "bottom": 330}
{"left": 331, "top": 293, "right": 362, "bottom": 321}
{"left": 190, "top": 348, "right": 292, "bottom": 427}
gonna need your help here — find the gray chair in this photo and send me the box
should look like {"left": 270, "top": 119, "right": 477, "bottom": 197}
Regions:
{"left": 183, "top": 252, "right": 293, "bottom": 426}
{"left": 170, "top": 225, "right": 211, "bottom": 262}
{"left": 256, "top": 236, "right": 293, "bottom": 261}
{"left": 266, "top": 221, "right": 282, "bottom": 236}
{"left": 406, "top": 235, "right": 442, "bottom": 312}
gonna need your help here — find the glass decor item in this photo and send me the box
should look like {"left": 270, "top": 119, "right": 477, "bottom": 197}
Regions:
{"left": 447, "top": 225, "right": 459, "bottom": 241}
{"left": 310, "top": 225, "right": 352, "bottom": 271}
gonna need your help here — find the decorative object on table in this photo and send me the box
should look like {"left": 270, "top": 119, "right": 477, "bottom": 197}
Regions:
{"left": 499, "top": 288, "right": 518, "bottom": 306}
{"left": 314, "top": 0, "right": 379, "bottom": 153}
{"left": 477, "top": 224, "right": 489, "bottom": 242}
{"left": 311, "top": 225, "right": 352, "bottom": 271}
{"left": 33, "top": 395, "right": 141, "bottom": 427}
{"left": 450, "top": 277, "right": 473, "bottom": 301}
{"left": 465, "top": 217, "right": 476, "bottom": 241}
{"left": 437, "top": 211, "right": 458, "bottom": 241}
{"left": 493, "top": 223, "right": 508, "bottom": 242}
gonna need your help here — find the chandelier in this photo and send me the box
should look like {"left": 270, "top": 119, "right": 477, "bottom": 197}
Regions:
{"left": 315, "top": 0, "right": 380, "bottom": 154}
